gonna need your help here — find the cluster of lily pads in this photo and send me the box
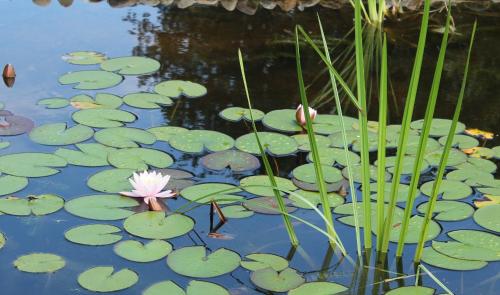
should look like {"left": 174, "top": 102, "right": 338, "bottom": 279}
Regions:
{"left": 0, "top": 50, "right": 499, "bottom": 294}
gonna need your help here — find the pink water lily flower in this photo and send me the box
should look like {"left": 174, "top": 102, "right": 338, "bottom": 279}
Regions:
{"left": 120, "top": 171, "right": 176, "bottom": 211}
{"left": 295, "top": 104, "right": 317, "bottom": 126}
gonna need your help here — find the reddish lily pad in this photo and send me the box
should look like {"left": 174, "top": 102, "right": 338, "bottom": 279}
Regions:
{"left": 0, "top": 110, "right": 34, "bottom": 136}
{"left": 243, "top": 197, "right": 297, "bottom": 215}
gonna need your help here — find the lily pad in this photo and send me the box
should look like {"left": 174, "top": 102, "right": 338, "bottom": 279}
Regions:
{"left": 55, "top": 143, "right": 115, "bottom": 167}
{"left": 313, "top": 114, "right": 358, "bottom": 135}
{"left": 166, "top": 246, "right": 241, "bottom": 278}
{"left": 65, "top": 194, "right": 139, "bottom": 221}
{"left": 474, "top": 195, "right": 500, "bottom": 208}
{"left": 108, "top": 148, "right": 173, "bottom": 170}
{"left": 329, "top": 130, "right": 380, "bottom": 152}
{"left": 0, "top": 141, "right": 9, "bottom": 149}
{"left": 464, "top": 147, "right": 495, "bottom": 159}
{"left": 289, "top": 282, "right": 348, "bottom": 295}
{"left": 410, "top": 118, "right": 465, "bottom": 137}
{"left": 432, "top": 240, "right": 499, "bottom": 262}
{"left": 473, "top": 204, "right": 500, "bottom": 232}
{"left": 180, "top": 183, "right": 243, "bottom": 204}
{"left": 101, "top": 56, "right": 160, "bottom": 75}
{"left": 493, "top": 146, "right": 500, "bottom": 159}
{"left": 170, "top": 130, "right": 234, "bottom": 153}
{"left": 240, "top": 175, "right": 297, "bottom": 197}
{"left": 385, "top": 286, "right": 435, "bottom": 295}
{"left": 292, "top": 163, "right": 343, "bottom": 184}
{"left": 0, "top": 111, "right": 34, "bottom": 136}
{"left": 417, "top": 201, "right": 473, "bottom": 221}
{"left": 65, "top": 224, "right": 122, "bottom": 246}
{"left": 292, "top": 134, "right": 330, "bottom": 152}
{"left": 420, "top": 180, "right": 472, "bottom": 200}
{"left": 87, "top": 169, "right": 135, "bottom": 193}
{"left": 123, "top": 92, "right": 173, "bottom": 109}
{"left": 29, "top": 123, "right": 94, "bottom": 146}
{"left": 143, "top": 280, "right": 229, "bottom": 295}
{"left": 240, "top": 253, "right": 288, "bottom": 271}
{"left": 342, "top": 165, "right": 391, "bottom": 183}
{"left": 243, "top": 197, "right": 297, "bottom": 215}
{"left": 148, "top": 126, "right": 188, "bottom": 142}
{"left": 95, "top": 127, "right": 156, "bottom": 149}
{"left": 369, "top": 182, "right": 411, "bottom": 203}
{"left": 250, "top": 267, "right": 305, "bottom": 292}
{"left": 439, "top": 134, "right": 479, "bottom": 149}
{"left": 0, "top": 153, "right": 67, "bottom": 177}
{"left": 424, "top": 148, "right": 467, "bottom": 167}
{"left": 37, "top": 97, "right": 69, "bottom": 109}
{"left": 388, "top": 215, "right": 441, "bottom": 243}
{"left": 152, "top": 168, "right": 195, "bottom": 191}
{"left": 219, "top": 107, "right": 265, "bottom": 122}
{"left": 200, "top": 150, "right": 260, "bottom": 172}
{"left": 154, "top": 80, "right": 207, "bottom": 98}
{"left": 14, "top": 253, "right": 65, "bottom": 273}
{"left": 446, "top": 169, "right": 494, "bottom": 187}
{"left": 334, "top": 202, "right": 404, "bottom": 228}
{"left": 72, "top": 109, "right": 136, "bottom": 128}
{"left": 307, "top": 147, "right": 360, "bottom": 166}
{"left": 445, "top": 230, "right": 500, "bottom": 261}
{"left": 78, "top": 266, "right": 138, "bottom": 292}
{"left": 221, "top": 205, "right": 254, "bottom": 218}
{"left": 0, "top": 175, "right": 28, "bottom": 196}
{"left": 421, "top": 247, "right": 487, "bottom": 270}
{"left": 0, "top": 194, "right": 64, "bottom": 216}
{"left": 235, "top": 132, "right": 298, "bottom": 156}
{"left": 114, "top": 240, "right": 172, "bottom": 262}
{"left": 456, "top": 157, "right": 498, "bottom": 173}
{"left": 261, "top": 109, "right": 302, "bottom": 133}
{"left": 292, "top": 178, "right": 343, "bottom": 193}
{"left": 70, "top": 93, "right": 122, "bottom": 109}
{"left": 64, "top": 51, "right": 106, "bottom": 65}
{"left": 123, "top": 212, "right": 194, "bottom": 239}
{"left": 288, "top": 190, "right": 344, "bottom": 209}
{"left": 59, "top": 70, "right": 123, "bottom": 90}
{"left": 382, "top": 155, "right": 430, "bottom": 175}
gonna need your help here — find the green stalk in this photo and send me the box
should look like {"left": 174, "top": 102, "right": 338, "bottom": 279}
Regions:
{"left": 416, "top": 265, "right": 455, "bottom": 295}
{"left": 367, "top": 0, "right": 379, "bottom": 23}
{"left": 238, "top": 49, "right": 299, "bottom": 246}
{"left": 355, "top": 0, "right": 372, "bottom": 249}
{"left": 414, "top": 21, "right": 477, "bottom": 262}
{"left": 380, "top": 0, "right": 431, "bottom": 253}
{"left": 378, "top": 0, "right": 385, "bottom": 23}
{"left": 375, "top": 34, "right": 388, "bottom": 251}
{"left": 316, "top": 15, "right": 362, "bottom": 258}
{"left": 396, "top": 4, "right": 452, "bottom": 256}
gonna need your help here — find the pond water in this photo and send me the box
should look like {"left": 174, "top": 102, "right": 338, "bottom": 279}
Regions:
{"left": 0, "top": 1, "right": 499, "bottom": 295}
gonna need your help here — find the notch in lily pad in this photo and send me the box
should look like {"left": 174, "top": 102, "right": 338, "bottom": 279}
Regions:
{"left": 154, "top": 80, "right": 207, "bottom": 98}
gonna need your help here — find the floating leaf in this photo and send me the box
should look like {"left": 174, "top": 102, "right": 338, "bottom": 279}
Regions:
{"left": 65, "top": 194, "right": 139, "bottom": 221}
{"left": 148, "top": 126, "right": 188, "bottom": 142}
{"left": 29, "top": 123, "right": 94, "bottom": 146}
{"left": 293, "top": 134, "right": 330, "bottom": 152}
{"left": 0, "top": 153, "right": 67, "bottom": 177}
{"left": 123, "top": 92, "right": 173, "bottom": 109}
{"left": 243, "top": 197, "right": 296, "bottom": 214}
{"left": 446, "top": 169, "right": 494, "bottom": 187}
{"left": 388, "top": 215, "right": 441, "bottom": 243}
{"left": 464, "top": 128, "right": 494, "bottom": 140}
{"left": 473, "top": 204, "right": 500, "bottom": 232}
{"left": 405, "top": 135, "right": 442, "bottom": 155}
{"left": 292, "top": 163, "right": 343, "bottom": 184}
{"left": 457, "top": 157, "right": 498, "bottom": 173}
{"left": 240, "top": 175, "right": 297, "bottom": 197}
{"left": 14, "top": 253, "right": 65, "bottom": 273}
{"left": 170, "top": 130, "right": 234, "bottom": 153}
{"left": 369, "top": 182, "right": 411, "bottom": 203}
{"left": 59, "top": 70, "right": 123, "bottom": 90}
{"left": 221, "top": 205, "right": 254, "bottom": 218}
{"left": 417, "top": 201, "right": 473, "bottom": 221}
{"left": 250, "top": 267, "right": 305, "bottom": 292}
{"left": 87, "top": 168, "right": 135, "bottom": 193}
{"left": 342, "top": 165, "right": 390, "bottom": 183}
{"left": 0, "top": 141, "right": 9, "bottom": 150}
{"left": 439, "top": 134, "right": 479, "bottom": 149}
{"left": 410, "top": 118, "right": 465, "bottom": 137}
{"left": 219, "top": 107, "right": 264, "bottom": 122}
{"left": 474, "top": 194, "right": 500, "bottom": 208}
{"left": 424, "top": 148, "right": 467, "bottom": 167}
{"left": 108, "top": 148, "right": 173, "bottom": 170}
{"left": 114, "top": 240, "right": 172, "bottom": 262}
{"left": 421, "top": 247, "right": 487, "bottom": 270}
{"left": 64, "top": 51, "right": 106, "bottom": 65}
{"left": 478, "top": 187, "right": 500, "bottom": 195}
{"left": 420, "top": 180, "right": 472, "bottom": 200}
{"left": 78, "top": 266, "right": 138, "bottom": 292}
{"left": 463, "top": 147, "right": 495, "bottom": 159}
{"left": 289, "top": 282, "right": 348, "bottom": 295}
{"left": 200, "top": 150, "right": 260, "bottom": 172}
{"left": 0, "top": 194, "right": 63, "bottom": 216}
{"left": 307, "top": 147, "right": 360, "bottom": 166}
{"left": 101, "top": 56, "right": 160, "bottom": 75}
{"left": 334, "top": 202, "right": 404, "bottom": 229}
{"left": 313, "top": 114, "right": 358, "bottom": 135}
{"left": 152, "top": 168, "right": 195, "bottom": 191}
{"left": 0, "top": 110, "right": 34, "bottom": 136}
{"left": 329, "top": 130, "right": 379, "bottom": 152}
{"left": 235, "top": 132, "right": 298, "bottom": 156}
{"left": 37, "top": 97, "right": 69, "bottom": 109}
{"left": 65, "top": 224, "right": 122, "bottom": 246}
{"left": 143, "top": 280, "right": 229, "bottom": 295}
{"left": 72, "top": 109, "right": 136, "bottom": 128}
{"left": 385, "top": 286, "right": 434, "bottom": 295}
{"left": 432, "top": 240, "right": 499, "bottom": 262}
{"left": 166, "top": 246, "right": 241, "bottom": 278}
{"left": 154, "top": 80, "right": 207, "bottom": 98}
{"left": 55, "top": 143, "right": 115, "bottom": 167}
{"left": 382, "top": 155, "right": 430, "bottom": 175}
{"left": 493, "top": 146, "right": 500, "bottom": 159}
{"left": 261, "top": 109, "right": 302, "bottom": 132}
{"left": 289, "top": 190, "right": 344, "bottom": 209}
{"left": 180, "top": 183, "right": 243, "bottom": 204}
{"left": 142, "top": 281, "right": 184, "bottom": 295}
{"left": 94, "top": 127, "right": 156, "bottom": 148}
{"left": 124, "top": 212, "right": 194, "bottom": 239}
{"left": 70, "top": 93, "right": 122, "bottom": 109}
{"left": 0, "top": 175, "right": 28, "bottom": 196}
{"left": 292, "top": 178, "right": 342, "bottom": 193}
{"left": 446, "top": 230, "right": 500, "bottom": 260}
{"left": 240, "top": 253, "right": 288, "bottom": 271}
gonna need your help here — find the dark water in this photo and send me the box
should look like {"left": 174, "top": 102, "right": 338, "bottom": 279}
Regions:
{"left": 0, "top": 1, "right": 498, "bottom": 294}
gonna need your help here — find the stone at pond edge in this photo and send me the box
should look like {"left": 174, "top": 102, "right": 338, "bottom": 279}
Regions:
{"left": 78, "top": 266, "right": 138, "bottom": 292}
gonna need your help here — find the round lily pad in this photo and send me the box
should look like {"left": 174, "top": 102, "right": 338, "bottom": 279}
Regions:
{"left": 180, "top": 183, "right": 243, "bottom": 204}
{"left": 240, "top": 253, "right": 288, "bottom": 271}
{"left": 432, "top": 240, "right": 498, "bottom": 262}
{"left": 236, "top": 132, "right": 298, "bottom": 156}
{"left": 221, "top": 205, "right": 254, "bottom": 219}
{"left": 87, "top": 168, "right": 135, "bottom": 193}
{"left": 292, "top": 134, "right": 330, "bottom": 152}
{"left": 29, "top": 123, "right": 94, "bottom": 146}
{"left": 148, "top": 126, "right": 188, "bottom": 142}
{"left": 124, "top": 212, "right": 194, "bottom": 239}
{"left": 94, "top": 127, "right": 156, "bottom": 148}
{"left": 72, "top": 109, "right": 136, "bottom": 128}
{"left": 170, "top": 130, "right": 234, "bottom": 153}
{"left": 65, "top": 194, "right": 139, "bottom": 221}
{"left": 313, "top": 114, "right": 358, "bottom": 135}
{"left": 307, "top": 147, "right": 360, "bottom": 166}
{"left": 250, "top": 267, "right": 305, "bottom": 292}
{"left": 101, "top": 56, "right": 160, "bottom": 75}
{"left": 292, "top": 163, "right": 343, "bottom": 184}
{"left": 386, "top": 215, "right": 441, "bottom": 243}
{"left": 78, "top": 266, "right": 138, "bottom": 292}
{"left": 424, "top": 148, "right": 467, "bottom": 167}
{"left": 166, "top": 246, "right": 241, "bottom": 278}
{"left": 261, "top": 109, "right": 302, "bottom": 133}
{"left": 154, "top": 80, "right": 207, "bottom": 98}
{"left": 143, "top": 280, "right": 229, "bottom": 295}
{"left": 410, "top": 118, "right": 465, "bottom": 137}
{"left": 444, "top": 230, "right": 500, "bottom": 261}
{"left": 152, "top": 168, "right": 195, "bottom": 191}
{"left": 0, "top": 111, "right": 34, "bottom": 136}
{"left": 123, "top": 92, "right": 173, "bottom": 109}
{"left": 0, "top": 153, "right": 67, "bottom": 177}
{"left": 473, "top": 204, "right": 500, "bottom": 232}
{"left": 421, "top": 247, "right": 487, "bottom": 271}
{"left": 0, "top": 175, "right": 28, "bottom": 196}
{"left": 382, "top": 155, "right": 430, "bottom": 175}
{"left": 240, "top": 175, "right": 297, "bottom": 197}
{"left": 289, "top": 282, "right": 348, "bottom": 295}
{"left": 65, "top": 224, "right": 122, "bottom": 246}
{"left": 63, "top": 51, "right": 106, "bottom": 65}
{"left": 403, "top": 135, "right": 441, "bottom": 156}
{"left": 70, "top": 93, "right": 122, "bottom": 109}
{"left": 200, "top": 150, "right": 260, "bottom": 172}
{"left": 369, "top": 182, "right": 411, "bottom": 203}
{"left": 342, "top": 165, "right": 391, "bottom": 183}
{"left": 14, "top": 253, "right": 65, "bottom": 273}
{"left": 59, "top": 70, "right": 123, "bottom": 90}
{"left": 37, "top": 97, "right": 69, "bottom": 109}
{"left": 219, "top": 107, "right": 265, "bottom": 122}
{"left": 334, "top": 202, "right": 404, "bottom": 229}
{"left": 0, "top": 194, "right": 64, "bottom": 216}
{"left": 446, "top": 169, "right": 494, "bottom": 187}
{"left": 417, "top": 201, "right": 473, "bottom": 221}
{"left": 493, "top": 146, "right": 500, "bottom": 159}
{"left": 420, "top": 180, "right": 472, "bottom": 200}
{"left": 288, "top": 190, "right": 344, "bottom": 209}
{"left": 457, "top": 157, "right": 498, "bottom": 174}
{"left": 55, "top": 143, "right": 115, "bottom": 167}
{"left": 292, "top": 178, "right": 343, "bottom": 193}
{"left": 329, "top": 130, "right": 379, "bottom": 152}
{"left": 243, "top": 197, "right": 296, "bottom": 215}
{"left": 464, "top": 147, "right": 495, "bottom": 159}
{"left": 114, "top": 240, "right": 172, "bottom": 262}
{"left": 439, "top": 134, "right": 479, "bottom": 149}
{"left": 385, "top": 286, "right": 434, "bottom": 295}
{"left": 108, "top": 148, "right": 173, "bottom": 170}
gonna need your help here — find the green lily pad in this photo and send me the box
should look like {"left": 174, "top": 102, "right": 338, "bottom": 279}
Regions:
{"left": 445, "top": 230, "right": 500, "bottom": 261}
{"left": 439, "top": 134, "right": 479, "bottom": 149}
{"left": 261, "top": 109, "right": 301, "bottom": 132}
{"left": 385, "top": 286, "right": 435, "bottom": 295}
{"left": 387, "top": 215, "right": 441, "bottom": 243}
{"left": 307, "top": 147, "right": 360, "bottom": 166}
{"left": 410, "top": 118, "right": 465, "bottom": 137}
{"left": 313, "top": 114, "right": 358, "bottom": 135}
{"left": 292, "top": 163, "right": 343, "bottom": 184}
{"left": 473, "top": 204, "right": 500, "bottom": 232}
{"left": 101, "top": 56, "right": 160, "bottom": 75}
{"left": 0, "top": 153, "right": 67, "bottom": 177}
{"left": 72, "top": 109, "right": 136, "bottom": 128}
{"left": 221, "top": 205, "right": 254, "bottom": 218}
{"left": 292, "top": 134, "right": 330, "bottom": 152}
{"left": 200, "top": 150, "right": 260, "bottom": 172}
{"left": 14, "top": 253, "right": 65, "bottom": 273}
{"left": 59, "top": 70, "right": 123, "bottom": 90}
{"left": 369, "top": 182, "right": 411, "bottom": 203}
{"left": 29, "top": 123, "right": 94, "bottom": 146}
{"left": 424, "top": 148, "right": 467, "bottom": 167}
{"left": 292, "top": 178, "right": 343, "bottom": 193}
{"left": 108, "top": 148, "right": 173, "bottom": 171}
{"left": 55, "top": 143, "right": 115, "bottom": 167}
{"left": 64, "top": 51, "right": 106, "bottom": 65}
{"left": 180, "top": 183, "right": 243, "bottom": 204}
{"left": 455, "top": 157, "right": 498, "bottom": 173}
{"left": 403, "top": 135, "right": 442, "bottom": 156}
{"left": 0, "top": 194, "right": 64, "bottom": 216}
{"left": 420, "top": 180, "right": 472, "bottom": 200}
{"left": 421, "top": 247, "right": 487, "bottom": 270}
{"left": 70, "top": 93, "right": 122, "bottom": 109}
{"left": 493, "top": 146, "right": 500, "bottom": 159}
{"left": 0, "top": 175, "right": 28, "bottom": 196}
{"left": 37, "top": 97, "right": 69, "bottom": 109}
{"left": 78, "top": 266, "right": 138, "bottom": 292}
{"left": 114, "top": 240, "right": 172, "bottom": 262}
{"left": 0, "top": 141, "right": 9, "bottom": 150}
{"left": 170, "top": 130, "right": 234, "bottom": 153}
{"left": 124, "top": 212, "right": 194, "bottom": 239}
{"left": 240, "top": 253, "right": 288, "bottom": 271}
{"left": 446, "top": 169, "right": 494, "bottom": 187}
{"left": 219, "top": 107, "right": 265, "bottom": 122}
{"left": 87, "top": 169, "right": 134, "bottom": 193}
{"left": 329, "top": 130, "right": 380, "bottom": 152}
{"left": 382, "top": 156, "right": 430, "bottom": 175}
{"left": 143, "top": 280, "right": 229, "bottom": 295}
{"left": 123, "top": 92, "right": 173, "bottom": 109}
{"left": 243, "top": 197, "right": 296, "bottom": 214}
{"left": 65, "top": 224, "right": 122, "bottom": 246}
{"left": 417, "top": 201, "right": 473, "bottom": 221}
{"left": 466, "top": 147, "right": 495, "bottom": 159}
{"left": 288, "top": 190, "right": 344, "bottom": 209}
{"left": 235, "top": 132, "right": 298, "bottom": 156}
{"left": 478, "top": 187, "right": 500, "bottom": 195}
{"left": 250, "top": 267, "right": 305, "bottom": 292}
{"left": 432, "top": 240, "right": 499, "bottom": 262}
{"left": 148, "top": 126, "right": 188, "bottom": 142}
{"left": 166, "top": 246, "right": 241, "bottom": 278}
{"left": 342, "top": 165, "right": 391, "bottom": 183}
{"left": 289, "top": 282, "right": 348, "bottom": 295}
{"left": 240, "top": 175, "right": 297, "bottom": 197}
{"left": 154, "top": 80, "right": 207, "bottom": 98}
{"left": 334, "top": 202, "right": 404, "bottom": 229}
{"left": 95, "top": 127, "right": 156, "bottom": 148}
{"left": 65, "top": 194, "right": 139, "bottom": 221}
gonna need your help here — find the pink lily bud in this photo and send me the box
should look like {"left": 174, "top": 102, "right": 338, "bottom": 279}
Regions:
{"left": 295, "top": 104, "right": 317, "bottom": 126}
